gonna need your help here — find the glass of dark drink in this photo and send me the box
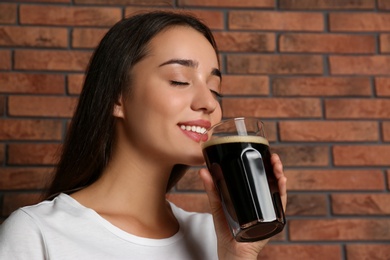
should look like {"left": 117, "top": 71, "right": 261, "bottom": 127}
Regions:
{"left": 201, "top": 117, "right": 285, "bottom": 242}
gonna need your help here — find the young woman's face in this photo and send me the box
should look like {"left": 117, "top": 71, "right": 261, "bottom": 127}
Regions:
{"left": 116, "top": 25, "right": 222, "bottom": 166}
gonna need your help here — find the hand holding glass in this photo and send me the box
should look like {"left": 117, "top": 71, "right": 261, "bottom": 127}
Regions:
{"left": 201, "top": 117, "right": 285, "bottom": 242}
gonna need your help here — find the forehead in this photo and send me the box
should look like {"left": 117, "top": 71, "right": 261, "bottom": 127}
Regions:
{"left": 144, "top": 26, "right": 219, "bottom": 67}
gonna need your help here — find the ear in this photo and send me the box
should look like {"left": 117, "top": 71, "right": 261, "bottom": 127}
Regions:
{"left": 113, "top": 95, "right": 125, "bottom": 118}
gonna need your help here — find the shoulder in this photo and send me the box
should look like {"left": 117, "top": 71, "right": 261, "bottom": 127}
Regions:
{"left": 0, "top": 207, "right": 47, "bottom": 258}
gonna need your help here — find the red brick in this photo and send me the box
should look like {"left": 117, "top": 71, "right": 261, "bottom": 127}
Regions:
{"left": 330, "top": 13, "right": 390, "bottom": 32}
{"left": 325, "top": 99, "right": 390, "bottom": 119}
{"left": 2, "top": 192, "right": 43, "bottom": 217}
{"left": 20, "top": 5, "right": 121, "bottom": 26}
{"left": 388, "top": 170, "right": 390, "bottom": 189}
{"left": 286, "top": 194, "right": 327, "bottom": 216}
{"left": 166, "top": 193, "right": 209, "bottom": 213}
{"left": 76, "top": 0, "right": 171, "bottom": 5}
{"left": 280, "top": 33, "right": 375, "bottom": 54}
{"left": 375, "top": 77, "right": 390, "bottom": 96}
{"left": 214, "top": 32, "right": 275, "bottom": 52}
{"left": 0, "top": 4, "right": 17, "bottom": 24}
{"left": 272, "top": 145, "right": 329, "bottom": 167}
{"left": 16, "top": 0, "right": 69, "bottom": 2}
{"left": 258, "top": 245, "right": 342, "bottom": 260}
{"left": 380, "top": 34, "right": 390, "bottom": 53}
{"left": 14, "top": 50, "right": 91, "bottom": 71}
{"left": 227, "top": 55, "right": 323, "bottom": 75}
{"left": 0, "top": 144, "right": 4, "bottom": 164}
{"left": 8, "top": 96, "right": 78, "bottom": 117}
{"left": 280, "top": 0, "right": 375, "bottom": 9}
{"left": 0, "top": 73, "right": 64, "bottom": 94}
{"left": 387, "top": 170, "right": 390, "bottom": 189}
{"left": 229, "top": 11, "right": 323, "bottom": 31}
{"left": 330, "top": 55, "right": 390, "bottom": 75}
{"left": 68, "top": 74, "right": 84, "bottom": 95}
{"left": 289, "top": 219, "right": 390, "bottom": 241}
{"left": 383, "top": 122, "right": 390, "bottom": 141}
{"left": 0, "top": 97, "right": 4, "bottom": 116}
{"left": 346, "top": 244, "right": 390, "bottom": 260}
{"left": 125, "top": 8, "right": 224, "bottom": 30}
{"left": 221, "top": 75, "right": 269, "bottom": 96}
{"left": 332, "top": 194, "right": 390, "bottom": 215}
{"left": 72, "top": 28, "right": 108, "bottom": 49}
{"left": 378, "top": 0, "right": 390, "bottom": 10}
{"left": 179, "top": 0, "right": 274, "bottom": 8}
{"left": 279, "top": 121, "right": 378, "bottom": 142}
{"left": 0, "top": 119, "right": 62, "bottom": 140}
{"left": 0, "top": 50, "right": 11, "bottom": 70}
{"left": 222, "top": 98, "right": 322, "bottom": 118}
{"left": 272, "top": 77, "right": 371, "bottom": 96}
{"left": 333, "top": 145, "right": 390, "bottom": 166}
{"left": 0, "top": 26, "right": 67, "bottom": 47}
{"left": 8, "top": 143, "right": 61, "bottom": 165}
{"left": 0, "top": 167, "right": 52, "bottom": 190}
{"left": 286, "top": 169, "right": 384, "bottom": 191}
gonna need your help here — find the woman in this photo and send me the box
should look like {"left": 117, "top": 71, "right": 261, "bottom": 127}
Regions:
{"left": 0, "top": 11, "right": 287, "bottom": 259}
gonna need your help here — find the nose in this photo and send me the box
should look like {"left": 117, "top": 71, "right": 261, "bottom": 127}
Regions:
{"left": 191, "top": 83, "right": 220, "bottom": 114}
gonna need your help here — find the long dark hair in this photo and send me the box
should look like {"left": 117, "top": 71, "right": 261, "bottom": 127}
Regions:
{"left": 45, "top": 11, "right": 219, "bottom": 199}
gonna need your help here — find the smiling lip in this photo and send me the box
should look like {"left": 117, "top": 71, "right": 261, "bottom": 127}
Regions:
{"left": 178, "top": 119, "right": 211, "bottom": 143}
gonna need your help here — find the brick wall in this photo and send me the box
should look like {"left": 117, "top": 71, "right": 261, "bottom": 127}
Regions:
{"left": 1, "top": 0, "right": 389, "bottom": 259}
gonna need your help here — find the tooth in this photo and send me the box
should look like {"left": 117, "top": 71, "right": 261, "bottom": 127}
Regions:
{"left": 186, "top": 126, "right": 191, "bottom": 131}
{"left": 180, "top": 125, "right": 186, "bottom": 130}
{"left": 196, "top": 126, "right": 201, "bottom": 133}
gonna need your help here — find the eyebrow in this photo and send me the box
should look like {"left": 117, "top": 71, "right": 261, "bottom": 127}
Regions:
{"left": 159, "top": 59, "right": 222, "bottom": 81}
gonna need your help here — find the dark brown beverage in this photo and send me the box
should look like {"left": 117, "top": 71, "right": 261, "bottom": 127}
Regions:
{"left": 202, "top": 135, "right": 285, "bottom": 242}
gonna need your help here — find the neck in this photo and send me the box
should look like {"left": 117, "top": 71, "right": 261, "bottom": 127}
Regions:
{"left": 70, "top": 138, "right": 180, "bottom": 238}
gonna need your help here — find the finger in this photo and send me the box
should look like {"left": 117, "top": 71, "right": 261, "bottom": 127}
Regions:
{"left": 271, "top": 153, "right": 287, "bottom": 210}
{"left": 271, "top": 153, "right": 283, "bottom": 178}
{"left": 198, "top": 168, "right": 232, "bottom": 239}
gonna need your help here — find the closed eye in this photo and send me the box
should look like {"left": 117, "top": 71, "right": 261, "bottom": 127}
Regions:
{"left": 170, "top": 80, "right": 189, "bottom": 86}
{"left": 210, "top": 89, "right": 223, "bottom": 98}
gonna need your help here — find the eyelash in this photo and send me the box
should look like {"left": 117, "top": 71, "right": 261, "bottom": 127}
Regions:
{"left": 170, "top": 81, "right": 223, "bottom": 98}
{"left": 170, "top": 80, "right": 189, "bottom": 86}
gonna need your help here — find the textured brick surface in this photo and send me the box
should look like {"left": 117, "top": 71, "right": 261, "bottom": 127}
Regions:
{"left": 20, "top": 5, "right": 121, "bottom": 26}
{"left": 0, "top": 50, "right": 11, "bottom": 70}
{"left": 279, "top": 0, "right": 375, "bottom": 10}
{"left": 0, "top": 26, "right": 68, "bottom": 47}
{"left": 280, "top": 33, "right": 376, "bottom": 53}
{"left": 8, "top": 143, "right": 61, "bottom": 165}
{"left": 0, "top": 73, "right": 64, "bottom": 94}
{"left": 330, "top": 13, "right": 390, "bottom": 32}
{"left": 1, "top": 2, "right": 389, "bottom": 258}
{"left": 332, "top": 194, "right": 390, "bottom": 215}
{"left": 290, "top": 219, "right": 390, "bottom": 241}
{"left": 8, "top": 96, "right": 78, "bottom": 117}
{"left": 375, "top": 77, "right": 390, "bottom": 96}
{"left": 0, "top": 119, "right": 62, "bottom": 140}
{"left": 0, "top": 4, "right": 17, "bottom": 24}
{"left": 14, "top": 50, "right": 91, "bottom": 71}
{"left": 178, "top": 0, "right": 274, "bottom": 8}
{"left": 229, "top": 11, "right": 323, "bottom": 31}
{"left": 279, "top": 121, "right": 378, "bottom": 142}
{"left": 272, "top": 77, "right": 371, "bottom": 96}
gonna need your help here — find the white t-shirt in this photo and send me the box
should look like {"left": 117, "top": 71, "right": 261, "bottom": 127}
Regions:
{"left": 0, "top": 193, "right": 218, "bottom": 260}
